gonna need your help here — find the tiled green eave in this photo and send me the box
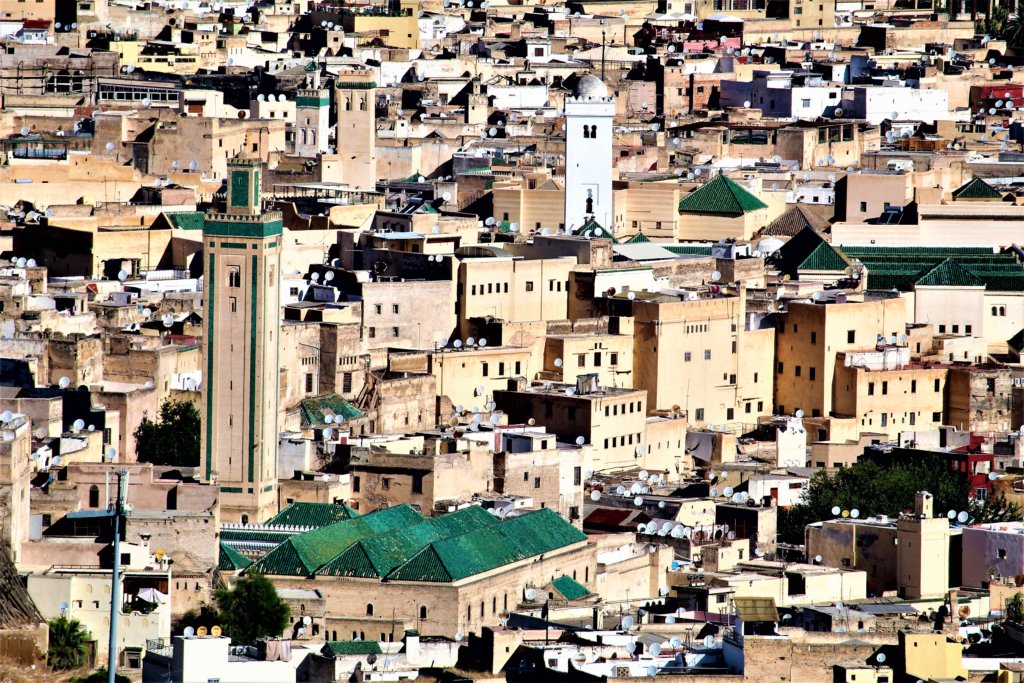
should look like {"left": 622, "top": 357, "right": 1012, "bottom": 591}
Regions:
{"left": 552, "top": 575, "right": 590, "bottom": 600}
{"left": 266, "top": 501, "right": 359, "bottom": 528}
{"left": 297, "top": 96, "right": 330, "bottom": 107}
{"left": 678, "top": 174, "right": 768, "bottom": 214}
{"left": 325, "top": 641, "right": 383, "bottom": 656}
{"left": 951, "top": 176, "right": 1002, "bottom": 200}
{"left": 386, "top": 546, "right": 455, "bottom": 582}
{"left": 246, "top": 541, "right": 316, "bottom": 577}
{"left": 799, "top": 242, "right": 849, "bottom": 271}
{"left": 203, "top": 216, "right": 283, "bottom": 239}
{"left": 168, "top": 211, "right": 205, "bottom": 231}
{"left": 914, "top": 259, "right": 984, "bottom": 288}
{"left": 218, "top": 542, "right": 253, "bottom": 570}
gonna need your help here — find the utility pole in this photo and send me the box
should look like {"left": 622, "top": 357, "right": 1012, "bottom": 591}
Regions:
{"left": 107, "top": 469, "right": 128, "bottom": 683}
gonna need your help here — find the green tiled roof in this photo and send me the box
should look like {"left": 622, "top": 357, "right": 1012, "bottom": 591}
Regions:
{"left": 266, "top": 502, "right": 359, "bottom": 529}
{"left": 678, "top": 174, "right": 768, "bottom": 215}
{"left": 773, "top": 227, "right": 848, "bottom": 276}
{"left": 665, "top": 245, "right": 714, "bottom": 256}
{"left": 551, "top": 575, "right": 591, "bottom": 600}
{"left": 842, "top": 245, "right": 1024, "bottom": 292}
{"left": 298, "top": 394, "right": 363, "bottom": 428}
{"left": 624, "top": 231, "right": 651, "bottom": 244}
{"left": 914, "top": 258, "right": 984, "bottom": 287}
{"left": 316, "top": 505, "right": 498, "bottom": 578}
{"left": 167, "top": 211, "right": 205, "bottom": 231}
{"left": 246, "top": 505, "right": 424, "bottom": 577}
{"left": 386, "top": 508, "right": 587, "bottom": 583}
{"left": 951, "top": 176, "right": 1002, "bottom": 201}
{"left": 323, "top": 641, "right": 383, "bottom": 656}
{"left": 575, "top": 218, "right": 618, "bottom": 243}
{"left": 220, "top": 528, "right": 295, "bottom": 544}
{"left": 218, "top": 542, "right": 252, "bottom": 571}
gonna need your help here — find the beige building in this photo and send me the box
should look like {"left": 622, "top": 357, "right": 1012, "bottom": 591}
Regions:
{"left": 430, "top": 345, "right": 533, "bottom": 415}
{"left": 200, "top": 158, "right": 282, "bottom": 523}
{"left": 775, "top": 297, "right": 907, "bottom": 419}
{"left": 455, "top": 247, "right": 575, "bottom": 336}
{"left": 620, "top": 290, "right": 775, "bottom": 427}
{"left": 832, "top": 347, "right": 948, "bottom": 439}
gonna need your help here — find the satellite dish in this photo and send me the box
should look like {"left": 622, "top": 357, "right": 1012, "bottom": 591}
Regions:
{"left": 0, "top": 411, "right": 11, "bottom": 423}
{"left": 575, "top": 436, "right": 585, "bottom": 446}
{"left": 795, "top": 409, "right": 805, "bottom": 418}
{"left": 59, "top": 377, "right": 71, "bottom": 389}
{"left": 105, "top": 447, "right": 117, "bottom": 459}
{"left": 323, "top": 427, "right": 334, "bottom": 439}
{"left": 590, "top": 490, "right": 601, "bottom": 501}
{"left": 957, "top": 511, "right": 969, "bottom": 523}
{"left": 876, "top": 653, "right": 886, "bottom": 663}
{"left": 621, "top": 615, "right": 634, "bottom": 629}
{"left": 703, "top": 635, "right": 715, "bottom": 647}
{"left": 184, "top": 626, "right": 195, "bottom": 637}
{"left": 52, "top": 456, "right": 62, "bottom": 466}
{"left": 211, "top": 625, "right": 222, "bottom": 637}
{"left": 831, "top": 506, "right": 841, "bottom": 516}
{"left": 851, "top": 509, "right": 860, "bottom": 519}
{"left": 554, "top": 358, "right": 563, "bottom": 368}
{"left": 650, "top": 643, "right": 662, "bottom": 656}
{"left": 525, "top": 588, "right": 537, "bottom": 601}
{"left": 196, "top": 626, "right": 208, "bottom": 636}
{"left": 72, "top": 419, "right": 85, "bottom": 431}
{"left": 814, "top": 554, "right": 823, "bottom": 563}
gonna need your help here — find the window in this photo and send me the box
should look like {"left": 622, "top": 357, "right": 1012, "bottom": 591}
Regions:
{"left": 574, "top": 467, "right": 581, "bottom": 485}
{"left": 305, "top": 373, "right": 314, "bottom": 393}
{"left": 412, "top": 474, "right": 423, "bottom": 494}
{"left": 909, "top": 412, "right": 916, "bottom": 425}
{"left": 882, "top": 381, "right": 888, "bottom": 395}
{"left": 534, "top": 477, "right": 541, "bottom": 489}
{"left": 939, "top": 325, "right": 946, "bottom": 333}
{"left": 366, "top": 604, "right": 374, "bottom": 616}
{"left": 932, "top": 412, "right": 941, "bottom": 422}
{"left": 525, "top": 281, "right": 534, "bottom": 292}
{"left": 482, "top": 362, "right": 489, "bottom": 377}
{"left": 343, "top": 372, "right": 352, "bottom": 393}
{"left": 353, "top": 476, "right": 360, "bottom": 492}
{"left": 578, "top": 355, "right": 586, "bottom": 368}
{"left": 229, "top": 297, "right": 237, "bottom": 313}
{"left": 368, "top": 327, "right": 376, "bottom": 339}
{"left": 704, "top": 349, "right": 711, "bottom": 360}
{"left": 88, "top": 485, "right": 99, "bottom": 508}
{"left": 695, "top": 408, "right": 705, "bottom": 421}
{"left": 778, "top": 362, "right": 784, "bottom": 374}
{"left": 727, "top": 408, "right": 734, "bottom": 420}
{"left": 392, "top": 304, "right": 399, "bottom": 314}
{"left": 228, "top": 267, "right": 240, "bottom": 288}
{"left": 809, "top": 367, "right": 816, "bottom": 381}
{"left": 381, "top": 478, "right": 391, "bottom": 490}
{"left": 374, "top": 303, "right": 382, "bottom": 314}
{"left": 934, "top": 379, "right": 941, "bottom": 392}
{"left": 684, "top": 352, "right": 692, "bottom": 362}
{"left": 610, "top": 352, "right": 619, "bottom": 365}
{"left": 847, "top": 330, "right": 856, "bottom": 344}
{"left": 795, "top": 366, "right": 801, "bottom": 377}
{"left": 810, "top": 332, "right": 817, "bottom": 344}
{"left": 911, "top": 380, "right": 917, "bottom": 393}
{"left": 966, "top": 325, "right": 972, "bottom": 334}
{"left": 868, "top": 382, "right": 875, "bottom": 396}
{"left": 420, "top": 606, "right": 427, "bottom": 619}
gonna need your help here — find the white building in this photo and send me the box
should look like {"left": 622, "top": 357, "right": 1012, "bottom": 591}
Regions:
{"left": 841, "top": 85, "right": 951, "bottom": 125}
{"left": 564, "top": 76, "right": 614, "bottom": 233}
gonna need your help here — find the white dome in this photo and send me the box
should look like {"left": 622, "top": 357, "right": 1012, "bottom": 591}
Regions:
{"left": 574, "top": 75, "right": 608, "bottom": 99}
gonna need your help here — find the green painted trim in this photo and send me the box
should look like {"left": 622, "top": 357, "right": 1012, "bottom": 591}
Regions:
{"left": 249, "top": 254, "right": 258, "bottom": 483}
{"left": 263, "top": 484, "right": 274, "bottom": 492}
{"left": 220, "top": 242, "right": 248, "bottom": 249}
{"left": 230, "top": 170, "right": 249, "bottom": 208}
{"left": 267, "top": 241, "right": 277, "bottom": 248}
{"left": 203, "top": 218, "right": 283, "bottom": 239}
{"left": 222, "top": 486, "right": 243, "bottom": 493}
{"left": 337, "top": 81, "right": 376, "bottom": 89}
{"left": 205, "top": 253, "right": 215, "bottom": 480}
{"left": 297, "top": 96, "right": 329, "bottom": 107}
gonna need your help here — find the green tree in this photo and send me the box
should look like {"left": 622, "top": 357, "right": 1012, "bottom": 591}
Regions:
{"left": 47, "top": 615, "right": 91, "bottom": 671}
{"left": 778, "top": 457, "right": 985, "bottom": 544}
{"left": 1007, "top": 592, "right": 1024, "bottom": 623}
{"left": 969, "top": 492, "right": 1024, "bottom": 523}
{"left": 215, "top": 573, "right": 289, "bottom": 644}
{"left": 134, "top": 399, "right": 201, "bottom": 466}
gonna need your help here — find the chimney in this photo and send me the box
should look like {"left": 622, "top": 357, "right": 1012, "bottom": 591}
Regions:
{"left": 914, "top": 491, "right": 933, "bottom": 518}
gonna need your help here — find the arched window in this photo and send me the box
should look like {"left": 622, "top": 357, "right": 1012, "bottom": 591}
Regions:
{"left": 589, "top": 124, "right": 597, "bottom": 137}
{"left": 240, "top": 514, "right": 249, "bottom": 525}
{"left": 582, "top": 125, "right": 591, "bottom": 139}
{"left": 88, "top": 485, "right": 99, "bottom": 508}
{"left": 366, "top": 604, "right": 374, "bottom": 616}
{"left": 585, "top": 196, "right": 594, "bottom": 214}
{"left": 359, "top": 96, "right": 367, "bottom": 111}
{"left": 1001, "top": 306, "right": 1007, "bottom": 316}
{"left": 227, "top": 267, "right": 240, "bottom": 288}
{"left": 345, "top": 98, "right": 352, "bottom": 111}
{"left": 992, "top": 306, "right": 998, "bottom": 316}
{"left": 419, "top": 605, "right": 427, "bottom": 619}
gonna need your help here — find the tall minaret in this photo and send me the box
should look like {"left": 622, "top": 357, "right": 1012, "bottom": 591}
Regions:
{"left": 295, "top": 64, "right": 330, "bottom": 158}
{"left": 564, "top": 75, "right": 614, "bottom": 233}
{"left": 201, "top": 156, "right": 282, "bottom": 523}
{"left": 333, "top": 67, "right": 377, "bottom": 190}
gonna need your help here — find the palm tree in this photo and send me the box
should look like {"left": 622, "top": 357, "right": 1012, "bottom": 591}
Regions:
{"left": 47, "top": 616, "right": 91, "bottom": 671}
{"left": 1002, "top": 12, "right": 1024, "bottom": 48}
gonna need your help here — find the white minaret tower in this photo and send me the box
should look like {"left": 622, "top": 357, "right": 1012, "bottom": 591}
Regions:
{"left": 564, "top": 75, "right": 614, "bottom": 233}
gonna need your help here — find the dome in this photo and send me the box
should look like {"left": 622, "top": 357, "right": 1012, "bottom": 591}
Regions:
{"left": 574, "top": 75, "right": 608, "bottom": 100}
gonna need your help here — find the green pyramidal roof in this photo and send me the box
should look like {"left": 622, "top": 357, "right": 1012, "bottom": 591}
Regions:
{"left": 551, "top": 575, "right": 591, "bottom": 600}
{"left": 218, "top": 542, "right": 252, "bottom": 571}
{"left": 266, "top": 502, "right": 360, "bottom": 528}
{"left": 951, "top": 176, "right": 1002, "bottom": 201}
{"left": 678, "top": 174, "right": 768, "bottom": 215}
{"left": 316, "top": 505, "right": 498, "bottom": 578}
{"left": 773, "top": 226, "right": 849, "bottom": 275}
{"left": 386, "top": 508, "right": 587, "bottom": 583}
{"left": 914, "top": 258, "right": 985, "bottom": 287}
{"left": 624, "top": 231, "right": 651, "bottom": 244}
{"left": 246, "top": 505, "right": 424, "bottom": 576}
